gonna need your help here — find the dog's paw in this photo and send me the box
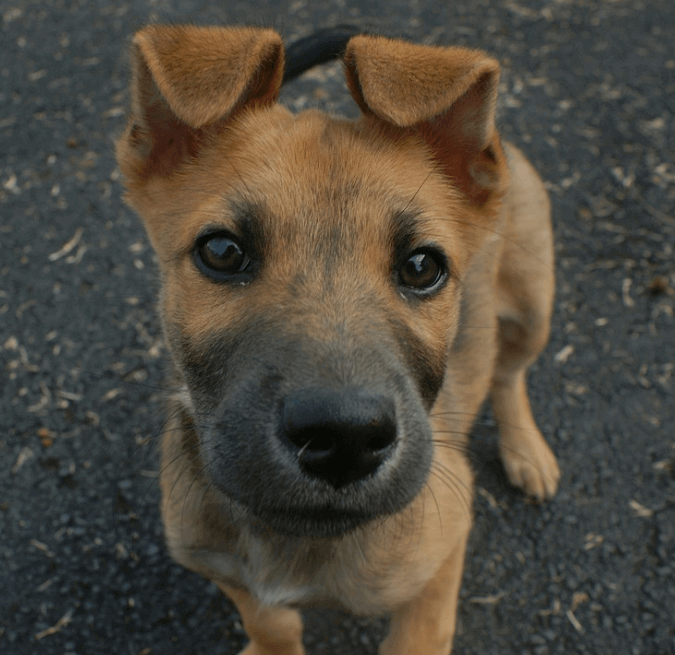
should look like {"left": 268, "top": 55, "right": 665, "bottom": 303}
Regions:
{"left": 499, "top": 431, "right": 560, "bottom": 500}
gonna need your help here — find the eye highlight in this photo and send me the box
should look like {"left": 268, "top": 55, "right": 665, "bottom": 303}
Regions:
{"left": 193, "top": 232, "right": 255, "bottom": 282}
{"left": 398, "top": 248, "right": 447, "bottom": 294}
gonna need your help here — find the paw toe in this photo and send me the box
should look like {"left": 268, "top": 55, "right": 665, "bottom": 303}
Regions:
{"left": 500, "top": 437, "right": 560, "bottom": 500}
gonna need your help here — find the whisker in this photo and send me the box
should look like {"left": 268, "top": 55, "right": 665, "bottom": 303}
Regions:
{"left": 431, "top": 438, "right": 475, "bottom": 457}
{"left": 428, "top": 460, "right": 473, "bottom": 519}
{"left": 425, "top": 481, "right": 443, "bottom": 537}
{"left": 430, "top": 409, "right": 483, "bottom": 419}
{"left": 425, "top": 216, "right": 553, "bottom": 273}
{"left": 297, "top": 439, "right": 313, "bottom": 459}
{"left": 120, "top": 407, "right": 212, "bottom": 526}
{"left": 402, "top": 171, "right": 434, "bottom": 215}
{"left": 70, "top": 365, "right": 178, "bottom": 394}
{"left": 109, "top": 406, "right": 189, "bottom": 533}
{"left": 180, "top": 459, "right": 213, "bottom": 542}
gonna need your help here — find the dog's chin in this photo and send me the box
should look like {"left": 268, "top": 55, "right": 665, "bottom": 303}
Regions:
{"left": 250, "top": 505, "right": 381, "bottom": 539}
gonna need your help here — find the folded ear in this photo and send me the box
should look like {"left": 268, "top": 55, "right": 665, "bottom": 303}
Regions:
{"left": 117, "top": 25, "right": 284, "bottom": 184}
{"left": 344, "top": 35, "right": 506, "bottom": 203}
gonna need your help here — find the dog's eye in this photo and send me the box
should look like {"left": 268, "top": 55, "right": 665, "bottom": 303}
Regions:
{"left": 200, "top": 235, "right": 248, "bottom": 272}
{"left": 194, "top": 233, "right": 252, "bottom": 279}
{"left": 399, "top": 249, "right": 446, "bottom": 292}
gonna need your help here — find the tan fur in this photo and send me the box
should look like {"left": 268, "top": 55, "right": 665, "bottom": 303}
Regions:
{"left": 117, "top": 26, "right": 560, "bottom": 655}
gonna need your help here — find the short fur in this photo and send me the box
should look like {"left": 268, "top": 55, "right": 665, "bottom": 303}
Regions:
{"left": 117, "top": 25, "right": 560, "bottom": 655}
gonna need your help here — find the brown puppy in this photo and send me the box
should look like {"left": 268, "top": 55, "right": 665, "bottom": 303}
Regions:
{"left": 116, "top": 26, "right": 560, "bottom": 655}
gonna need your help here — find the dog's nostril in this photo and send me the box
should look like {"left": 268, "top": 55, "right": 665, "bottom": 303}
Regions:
{"left": 366, "top": 434, "right": 393, "bottom": 454}
{"left": 281, "top": 388, "right": 397, "bottom": 489}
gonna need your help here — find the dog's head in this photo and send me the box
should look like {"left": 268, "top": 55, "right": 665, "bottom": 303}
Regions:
{"left": 116, "top": 26, "right": 509, "bottom": 538}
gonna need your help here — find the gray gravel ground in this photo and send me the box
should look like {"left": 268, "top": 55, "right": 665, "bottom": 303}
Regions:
{"left": 1, "top": 1, "right": 674, "bottom": 654}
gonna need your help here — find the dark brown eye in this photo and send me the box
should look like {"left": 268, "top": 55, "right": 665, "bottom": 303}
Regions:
{"left": 199, "top": 235, "right": 248, "bottom": 272}
{"left": 399, "top": 250, "right": 445, "bottom": 291}
{"left": 194, "top": 233, "right": 254, "bottom": 281}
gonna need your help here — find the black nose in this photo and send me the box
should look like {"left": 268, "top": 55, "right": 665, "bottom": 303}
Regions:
{"left": 280, "top": 387, "right": 397, "bottom": 489}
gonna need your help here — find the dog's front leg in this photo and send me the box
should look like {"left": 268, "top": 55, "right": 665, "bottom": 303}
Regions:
{"left": 380, "top": 536, "right": 468, "bottom": 655}
{"left": 218, "top": 584, "right": 305, "bottom": 655}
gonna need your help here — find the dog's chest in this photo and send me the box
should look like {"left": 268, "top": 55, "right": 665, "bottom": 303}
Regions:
{"left": 192, "top": 530, "right": 434, "bottom": 615}
{"left": 197, "top": 548, "right": 321, "bottom": 607}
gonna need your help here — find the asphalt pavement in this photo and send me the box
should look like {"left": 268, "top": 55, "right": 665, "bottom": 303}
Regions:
{"left": 1, "top": 1, "right": 674, "bottom": 653}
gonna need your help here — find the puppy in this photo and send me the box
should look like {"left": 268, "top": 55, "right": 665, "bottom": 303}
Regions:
{"left": 116, "top": 25, "right": 560, "bottom": 655}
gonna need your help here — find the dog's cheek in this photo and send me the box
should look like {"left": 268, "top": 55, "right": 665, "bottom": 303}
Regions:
{"left": 169, "top": 331, "right": 232, "bottom": 412}
{"left": 383, "top": 304, "right": 451, "bottom": 411}
{"left": 166, "top": 339, "right": 279, "bottom": 513}
{"left": 398, "top": 324, "right": 445, "bottom": 409}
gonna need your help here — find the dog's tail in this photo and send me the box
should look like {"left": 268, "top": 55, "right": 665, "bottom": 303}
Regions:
{"left": 283, "top": 25, "right": 362, "bottom": 84}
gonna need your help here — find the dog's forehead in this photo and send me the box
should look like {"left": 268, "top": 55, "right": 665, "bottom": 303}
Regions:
{"left": 214, "top": 108, "right": 456, "bottom": 224}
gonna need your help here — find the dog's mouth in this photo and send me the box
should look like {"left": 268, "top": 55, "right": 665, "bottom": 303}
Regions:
{"left": 249, "top": 503, "right": 382, "bottom": 539}
{"left": 206, "top": 434, "right": 431, "bottom": 540}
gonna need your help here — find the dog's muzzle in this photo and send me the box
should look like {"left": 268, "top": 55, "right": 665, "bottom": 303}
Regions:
{"left": 181, "top": 327, "right": 434, "bottom": 538}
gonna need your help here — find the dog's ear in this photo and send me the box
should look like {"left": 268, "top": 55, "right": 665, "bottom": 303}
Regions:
{"left": 117, "top": 25, "right": 284, "bottom": 184}
{"left": 344, "top": 36, "right": 506, "bottom": 203}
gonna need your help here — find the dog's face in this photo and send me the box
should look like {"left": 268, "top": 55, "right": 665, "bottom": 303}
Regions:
{"left": 145, "top": 110, "right": 467, "bottom": 537}
{"left": 117, "top": 27, "right": 509, "bottom": 538}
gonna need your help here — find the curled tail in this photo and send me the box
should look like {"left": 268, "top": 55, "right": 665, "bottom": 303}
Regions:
{"left": 283, "top": 25, "right": 362, "bottom": 84}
